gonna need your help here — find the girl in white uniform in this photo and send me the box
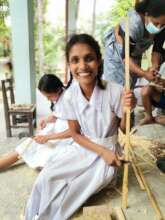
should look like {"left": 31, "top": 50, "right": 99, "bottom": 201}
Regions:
{"left": 25, "top": 34, "right": 135, "bottom": 220}
{"left": 0, "top": 74, "right": 72, "bottom": 170}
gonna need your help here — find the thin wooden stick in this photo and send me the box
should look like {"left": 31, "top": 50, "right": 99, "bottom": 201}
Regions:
{"left": 114, "top": 207, "right": 127, "bottom": 220}
{"left": 114, "top": 187, "right": 122, "bottom": 196}
{"left": 130, "top": 148, "right": 164, "bottom": 220}
{"left": 133, "top": 151, "right": 155, "bottom": 167}
{"left": 122, "top": 18, "right": 130, "bottom": 209}
{"left": 129, "top": 155, "right": 145, "bottom": 190}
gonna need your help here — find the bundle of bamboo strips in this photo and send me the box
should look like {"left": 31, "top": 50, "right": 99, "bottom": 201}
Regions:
{"left": 118, "top": 128, "right": 165, "bottom": 161}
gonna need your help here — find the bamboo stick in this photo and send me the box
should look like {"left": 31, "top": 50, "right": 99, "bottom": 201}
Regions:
{"left": 134, "top": 151, "right": 155, "bottom": 167}
{"left": 129, "top": 155, "right": 145, "bottom": 190}
{"left": 114, "top": 207, "right": 127, "bottom": 220}
{"left": 130, "top": 148, "right": 164, "bottom": 220}
{"left": 114, "top": 187, "right": 122, "bottom": 196}
{"left": 122, "top": 18, "right": 130, "bottom": 209}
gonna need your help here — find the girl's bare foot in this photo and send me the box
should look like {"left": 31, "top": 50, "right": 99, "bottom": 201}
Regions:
{"left": 155, "top": 116, "right": 165, "bottom": 125}
{"left": 139, "top": 116, "right": 155, "bottom": 125}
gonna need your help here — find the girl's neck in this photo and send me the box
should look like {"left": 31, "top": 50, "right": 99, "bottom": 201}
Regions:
{"left": 80, "top": 82, "right": 96, "bottom": 101}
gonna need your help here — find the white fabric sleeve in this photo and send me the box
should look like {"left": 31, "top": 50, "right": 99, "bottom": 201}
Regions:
{"left": 111, "top": 84, "right": 123, "bottom": 118}
{"left": 55, "top": 90, "right": 77, "bottom": 120}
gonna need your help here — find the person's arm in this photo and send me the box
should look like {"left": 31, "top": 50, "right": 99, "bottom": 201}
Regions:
{"left": 115, "top": 26, "right": 156, "bottom": 81}
{"left": 68, "top": 120, "right": 121, "bottom": 167}
{"left": 129, "top": 58, "right": 156, "bottom": 81}
{"left": 45, "top": 129, "right": 71, "bottom": 140}
{"left": 152, "top": 52, "right": 162, "bottom": 70}
{"left": 33, "top": 128, "right": 71, "bottom": 144}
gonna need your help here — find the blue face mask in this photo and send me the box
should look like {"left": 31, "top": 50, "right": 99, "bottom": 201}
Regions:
{"left": 145, "top": 22, "right": 164, "bottom": 34}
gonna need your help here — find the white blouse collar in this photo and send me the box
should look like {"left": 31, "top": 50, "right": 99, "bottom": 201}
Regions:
{"left": 77, "top": 82, "right": 104, "bottom": 114}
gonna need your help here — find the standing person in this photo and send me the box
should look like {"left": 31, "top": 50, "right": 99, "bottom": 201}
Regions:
{"left": 0, "top": 74, "right": 72, "bottom": 170}
{"left": 25, "top": 34, "right": 136, "bottom": 220}
{"left": 103, "top": 0, "right": 165, "bottom": 88}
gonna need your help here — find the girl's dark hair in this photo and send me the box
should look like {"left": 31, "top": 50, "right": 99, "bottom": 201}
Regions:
{"left": 135, "top": 0, "right": 165, "bottom": 17}
{"left": 65, "top": 33, "right": 105, "bottom": 90}
{"left": 50, "top": 102, "right": 55, "bottom": 112}
{"left": 38, "top": 74, "right": 64, "bottom": 93}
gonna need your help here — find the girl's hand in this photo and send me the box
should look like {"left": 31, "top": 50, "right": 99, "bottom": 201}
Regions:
{"left": 144, "top": 68, "right": 157, "bottom": 82}
{"left": 122, "top": 90, "right": 136, "bottom": 113}
{"left": 39, "top": 119, "right": 47, "bottom": 130}
{"left": 39, "top": 115, "right": 56, "bottom": 129}
{"left": 33, "top": 135, "right": 49, "bottom": 144}
{"left": 100, "top": 148, "right": 121, "bottom": 167}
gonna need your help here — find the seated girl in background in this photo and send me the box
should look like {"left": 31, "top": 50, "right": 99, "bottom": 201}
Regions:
{"left": 140, "top": 62, "right": 165, "bottom": 125}
{"left": 0, "top": 74, "right": 72, "bottom": 170}
{"left": 25, "top": 34, "right": 136, "bottom": 220}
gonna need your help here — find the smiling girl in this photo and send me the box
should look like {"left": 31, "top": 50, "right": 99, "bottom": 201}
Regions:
{"left": 25, "top": 34, "right": 136, "bottom": 220}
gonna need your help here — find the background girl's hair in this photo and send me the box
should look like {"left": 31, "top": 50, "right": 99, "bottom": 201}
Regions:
{"left": 65, "top": 72, "right": 73, "bottom": 89}
{"left": 50, "top": 102, "right": 55, "bottom": 112}
{"left": 135, "top": 0, "right": 165, "bottom": 17}
{"left": 38, "top": 74, "right": 64, "bottom": 93}
{"left": 65, "top": 33, "right": 105, "bottom": 89}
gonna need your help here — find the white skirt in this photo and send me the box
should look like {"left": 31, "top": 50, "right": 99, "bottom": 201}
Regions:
{"left": 15, "top": 119, "right": 73, "bottom": 168}
{"left": 25, "top": 135, "right": 118, "bottom": 220}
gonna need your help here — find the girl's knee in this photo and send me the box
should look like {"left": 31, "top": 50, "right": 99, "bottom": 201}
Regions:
{"left": 141, "top": 86, "right": 152, "bottom": 97}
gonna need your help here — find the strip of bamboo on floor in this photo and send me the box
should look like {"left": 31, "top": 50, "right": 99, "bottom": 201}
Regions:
{"left": 129, "top": 147, "right": 164, "bottom": 220}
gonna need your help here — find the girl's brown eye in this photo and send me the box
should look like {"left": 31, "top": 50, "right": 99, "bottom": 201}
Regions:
{"left": 84, "top": 55, "right": 95, "bottom": 62}
{"left": 70, "top": 57, "right": 79, "bottom": 64}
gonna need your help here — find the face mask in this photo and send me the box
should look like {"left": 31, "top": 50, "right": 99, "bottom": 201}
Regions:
{"left": 145, "top": 22, "right": 164, "bottom": 34}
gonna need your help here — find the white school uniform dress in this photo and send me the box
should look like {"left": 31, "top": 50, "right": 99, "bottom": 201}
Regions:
{"left": 15, "top": 92, "right": 73, "bottom": 169}
{"left": 25, "top": 81, "right": 123, "bottom": 220}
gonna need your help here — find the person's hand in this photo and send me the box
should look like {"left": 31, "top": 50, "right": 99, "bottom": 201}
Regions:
{"left": 39, "top": 115, "right": 55, "bottom": 129}
{"left": 39, "top": 119, "right": 47, "bottom": 130}
{"left": 101, "top": 148, "right": 121, "bottom": 167}
{"left": 122, "top": 90, "right": 136, "bottom": 113}
{"left": 33, "top": 135, "right": 49, "bottom": 144}
{"left": 154, "top": 74, "right": 163, "bottom": 85}
{"left": 144, "top": 67, "right": 157, "bottom": 82}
